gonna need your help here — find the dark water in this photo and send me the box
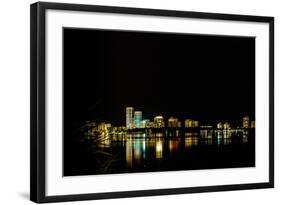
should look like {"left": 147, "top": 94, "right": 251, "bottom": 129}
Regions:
{"left": 77, "top": 129, "right": 255, "bottom": 175}
{"left": 64, "top": 129, "right": 255, "bottom": 176}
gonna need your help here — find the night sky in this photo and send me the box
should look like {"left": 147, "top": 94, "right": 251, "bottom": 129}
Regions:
{"left": 63, "top": 28, "right": 255, "bottom": 128}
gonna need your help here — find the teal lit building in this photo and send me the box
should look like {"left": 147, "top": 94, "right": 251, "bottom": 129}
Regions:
{"left": 134, "top": 111, "right": 142, "bottom": 128}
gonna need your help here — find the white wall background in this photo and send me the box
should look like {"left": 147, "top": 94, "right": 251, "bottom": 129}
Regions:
{"left": 0, "top": 0, "right": 279, "bottom": 204}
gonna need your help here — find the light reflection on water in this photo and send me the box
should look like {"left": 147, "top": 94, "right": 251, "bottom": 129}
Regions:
{"left": 155, "top": 139, "right": 163, "bottom": 159}
{"left": 109, "top": 130, "right": 251, "bottom": 169}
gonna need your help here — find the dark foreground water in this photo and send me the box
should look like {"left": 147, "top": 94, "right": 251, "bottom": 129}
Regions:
{"left": 64, "top": 129, "right": 255, "bottom": 176}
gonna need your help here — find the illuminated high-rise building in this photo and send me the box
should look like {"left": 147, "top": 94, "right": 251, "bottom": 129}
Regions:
{"left": 243, "top": 116, "right": 250, "bottom": 128}
{"left": 126, "top": 107, "right": 134, "bottom": 129}
{"left": 168, "top": 117, "right": 180, "bottom": 128}
{"left": 134, "top": 111, "right": 142, "bottom": 128}
{"left": 154, "top": 116, "right": 165, "bottom": 128}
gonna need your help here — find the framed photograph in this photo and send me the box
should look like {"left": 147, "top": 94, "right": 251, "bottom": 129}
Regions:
{"left": 30, "top": 2, "right": 274, "bottom": 203}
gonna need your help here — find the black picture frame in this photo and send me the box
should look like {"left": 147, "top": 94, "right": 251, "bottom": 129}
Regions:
{"left": 30, "top": 2, "right": 274, "bottom": 203}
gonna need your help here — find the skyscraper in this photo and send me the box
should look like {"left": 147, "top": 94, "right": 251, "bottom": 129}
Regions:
{"left": 134, "top": 111, "right": 142, "bottom": 128}
{"left": 126, "top": 107, "right": 134, "bottom": 129}
{"left": 243, "top": 116, "right": 250, "bottom": 128}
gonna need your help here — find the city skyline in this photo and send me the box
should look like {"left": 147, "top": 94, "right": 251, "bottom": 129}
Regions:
{"left": 123, "top": 106, "right": 255, "bottom": 130}
{"left": 95, "top": 106, "right": 255, "bottom": 133}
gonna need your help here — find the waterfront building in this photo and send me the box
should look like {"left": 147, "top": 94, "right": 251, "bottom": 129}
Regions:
{"left": 185, "top": 119, "right": 193, "bottom": 128}
{"left": 193, "top": 120, "right": 199, "bottom": 127}
{"left": 185, "top": 119, "right": 199, "bottom": 128}
{"left": 217, "top": 122, "right": 223, "bottom": 129}
{"left": 168, "top": 117, "right": 180, "bottom": 128}
{"left": 134, "top": 111, "right": 142, "bottom": 128}
{"left": 97, "top": 122, "right": 111, "bottom": 136}
{"left": 140, "top": 119, "right": 149, "bottom": 128}
{"left": 251, "top": 121, "right": 255, "bottom": 128}
{"left": 105, "top": 123, "right": 111, "bottom": 130}
{"left": 223, "top": 122, "right": 231, "bottom": 130}
{"left": 243, "top": 115, "right": 250, "bottom": 128}
{"left": 98, "top": 122, "right": 107, "bottom": 131}
{"left": 146, "top": 121, "right": 154, "bottom": 128}
{"left": 154, "top": 116, "right": 165, "bottom": 128}
{"left": 126, "top": 107, "right": 134, "bottom": 129}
